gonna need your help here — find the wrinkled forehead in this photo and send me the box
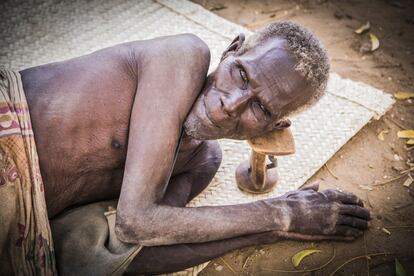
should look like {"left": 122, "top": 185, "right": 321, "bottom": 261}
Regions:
{"left": 238, "top": 37, "right": 299, "bottom": 88}
{"left": 237, "top": 37, "right": 311, "bottom": 116}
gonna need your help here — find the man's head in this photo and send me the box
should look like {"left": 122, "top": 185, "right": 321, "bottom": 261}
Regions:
{"left": 184, "top": 21, "right": 330, "bottom": 140}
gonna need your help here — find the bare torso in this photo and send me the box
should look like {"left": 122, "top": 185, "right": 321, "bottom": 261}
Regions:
{"left": 21, "top": 36, "right": 206, "bottom": 217}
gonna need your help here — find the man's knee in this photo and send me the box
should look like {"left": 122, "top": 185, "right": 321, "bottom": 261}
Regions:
{"left": 187, "top": 140, "right": 221, "bottom": 199}
{"left": 193, "top": 140, "right": 222, "bottom": 175}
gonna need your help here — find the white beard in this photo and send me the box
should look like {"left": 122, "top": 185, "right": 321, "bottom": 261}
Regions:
{"left": 183, "top": 114, "right": 205, "bottom": 140}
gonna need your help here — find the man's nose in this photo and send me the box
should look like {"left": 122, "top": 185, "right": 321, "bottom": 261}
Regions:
{"left": 221, "top": 91, "right": 250, "bottom": 117}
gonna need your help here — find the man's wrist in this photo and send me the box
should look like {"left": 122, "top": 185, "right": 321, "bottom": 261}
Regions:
{"left": 260, "top": 198, "right": 292, "bottom": 232}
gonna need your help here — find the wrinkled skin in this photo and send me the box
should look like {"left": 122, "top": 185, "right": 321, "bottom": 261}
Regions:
{"left": 277, "top": 182, "right": 369, "bottom": 237}
{"left": 184, "top": 35, "right": 313, "bottom": 140}
{"left": 19, "top": 33, "right": 370, "bottom": 274}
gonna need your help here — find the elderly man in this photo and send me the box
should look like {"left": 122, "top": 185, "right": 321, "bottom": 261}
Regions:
{"left": 0, "top": 22, "right": 370, "bottom": 275}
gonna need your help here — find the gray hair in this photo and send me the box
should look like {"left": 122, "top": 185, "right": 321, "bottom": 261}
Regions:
{"left": 238, "top": 21, "right": 330, "bottom": 117}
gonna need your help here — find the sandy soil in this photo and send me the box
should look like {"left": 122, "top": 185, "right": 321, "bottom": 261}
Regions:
{"left": 191, "top": 0, "right": 414, "bottom": 275}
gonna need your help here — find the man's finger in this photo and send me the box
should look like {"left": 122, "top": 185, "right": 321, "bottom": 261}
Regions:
{"left": 299, "top": 180, "right": 320, "bottom": 191}
{"left": 322, "top": 189, "right": 363, "bottom": 206}
{"left": 335, "top": 225, "right": 363, "bottom": 237}
{"left": 340, "top": 205, "right": 371, "bottom": 220}
{"left": 335, "top": 190, "right": 363, "bottom": 206}
{"left": 338, "top": 215, "right": 369, "bottom": 229}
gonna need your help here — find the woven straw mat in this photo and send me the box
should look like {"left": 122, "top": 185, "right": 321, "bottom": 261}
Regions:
{"left": 0, "top": 0, "right": 394, "bottom": 275}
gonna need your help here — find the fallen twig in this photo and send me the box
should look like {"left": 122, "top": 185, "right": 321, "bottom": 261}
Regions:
{"left": 363, "top": 233, "right": 370, "bottom": 276}
{"left": 257, "top": 247, "right": 336, "bottom": 274}
{"left": 400, "top": 167, "right": 414, "bottom": 174}
{"left": 372, "top": 172, "right": 408, "bottom": 186}
{"left": 241, "top": 250, "right": 258, "bottom": 275}
{"left": 242, "top": 252, "right": 253, "bottom": 270}
{"left": 393, "top": 203, "right": 413, "bottom": 210}
{"left": 325, "top": 164, "right": 339, "bottom": 180}
{"left": 385, "top": 117, "right": 410, "bottom": 130}
{"left": 261, "top": 8, "right": 283, "bottom": 14}
{"left": 385, "top": 225, "right": 414, "bottom": 229}
{"left": 365, "top": 192, "right": 373, "bottom": 208}
{"left": 372, "top": 64, "right": 401, "bottom": 69}
{"left": 328, "top": 252, "right": 392, "bottom": 276}
{"left": 219, "top": 257, "right": 238, "bottom": 276}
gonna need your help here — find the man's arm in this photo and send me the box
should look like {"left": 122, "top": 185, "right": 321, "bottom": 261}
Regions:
{"left": 115, "top": 34, "right": 370, "bottom": 246}
{"left": 115, "top": 34, "right": 285, "bottom": 246}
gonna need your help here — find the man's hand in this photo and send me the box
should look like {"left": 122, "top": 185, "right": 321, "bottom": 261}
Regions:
{"left": 264, "top": 181, "right": 370, "bottom": 241}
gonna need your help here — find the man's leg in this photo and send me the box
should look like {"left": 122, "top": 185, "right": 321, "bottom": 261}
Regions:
{"left": 126, "top": 230, "right": 262, "bottom": 275}
{"left": 125, "top": 140, "right": 263, "bottom": 275}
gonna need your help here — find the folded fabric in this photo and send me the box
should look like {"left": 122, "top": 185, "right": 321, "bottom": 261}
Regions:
{"left": 0, "top": 69, "right": 56, "bottom": 276}
{"left": 51, "top": 200, "right": 143, "bottom": 276}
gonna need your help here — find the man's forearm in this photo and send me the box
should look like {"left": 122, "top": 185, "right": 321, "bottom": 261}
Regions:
{"left": 116, "top": 199, "right": 289, "bottom": 246}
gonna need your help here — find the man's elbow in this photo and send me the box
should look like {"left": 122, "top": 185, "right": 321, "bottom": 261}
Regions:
{"left": 114, "top": 214, "right": 137, "bottom": 243}
{"left": 114, "top": 213, "right": 163, "bottom": 246}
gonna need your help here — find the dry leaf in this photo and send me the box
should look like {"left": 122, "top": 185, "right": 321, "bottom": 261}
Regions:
{"left": 377, "top": 130, "right": 388, "bottom": 141}
{"left": 355, "top": 21, "right": 370, "bottom": 34}
{"left": 403, "top": 177, "right": 412, "bottom": 187}
{"left": 397, "top": 130, "right": 414, "bottom": 139}
{"left": 369, "top": 33, "right": 380, "bottom": 51}
{"left": 359, "top": 184, "right": 373, "bottom": 191}
{"left": 292, "top": 249, "right": 321, "bottom": 267}
{"left": 394, "top": 91, "right": 414, "bottom": 100}
{"left": 395, "top": 258, "right": 407, "bottom": 276}
{"left": 407, "top": 139, "right": 414, "bottom": 145}
{"left": 381, "top": 227, "right": 391, "bottom": 235}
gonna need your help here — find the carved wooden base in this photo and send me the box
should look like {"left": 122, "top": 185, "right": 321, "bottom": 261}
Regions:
{"left": 235, "top": 160, "right": 279, "bottom": 194}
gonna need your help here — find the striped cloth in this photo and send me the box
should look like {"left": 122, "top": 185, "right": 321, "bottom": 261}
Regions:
{"left": 0, "top": 69, "right": 57, "bottom": 276}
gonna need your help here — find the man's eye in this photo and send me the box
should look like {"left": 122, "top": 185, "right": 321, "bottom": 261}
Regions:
{"left": 258, "top": 102, "right": 266, "bottom": 112}
{"left": 239, "top": 69, "right": 248, "bottom": 88}
{"left": 254, "top": 100, "right": 270, "bottom": 117}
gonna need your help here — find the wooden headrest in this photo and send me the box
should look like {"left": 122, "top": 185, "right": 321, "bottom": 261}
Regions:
{"left": 248, "top": 128, "right": 296, "bottom": 156}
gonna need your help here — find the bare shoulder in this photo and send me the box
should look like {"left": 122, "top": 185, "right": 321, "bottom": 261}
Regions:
{"left": 141, "top": 33, "right": 210, "bottom": 63}
{"left": 127, "top": 34, "right": 211, "bottom": 120}
{"left": 126, "top": 34, "right": 210, "bottom": 82}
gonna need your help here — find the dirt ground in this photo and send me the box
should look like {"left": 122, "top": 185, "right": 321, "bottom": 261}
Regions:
{"left": 191, "top": 0, "right": 414, "bottom": 275}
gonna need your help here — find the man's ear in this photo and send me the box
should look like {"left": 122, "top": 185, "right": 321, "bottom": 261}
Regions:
{"left": 220, "top": 33, "right": 245, "bottom": 61}
{"left": 273, "top": 118, "right": 291, "bottom": 130}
